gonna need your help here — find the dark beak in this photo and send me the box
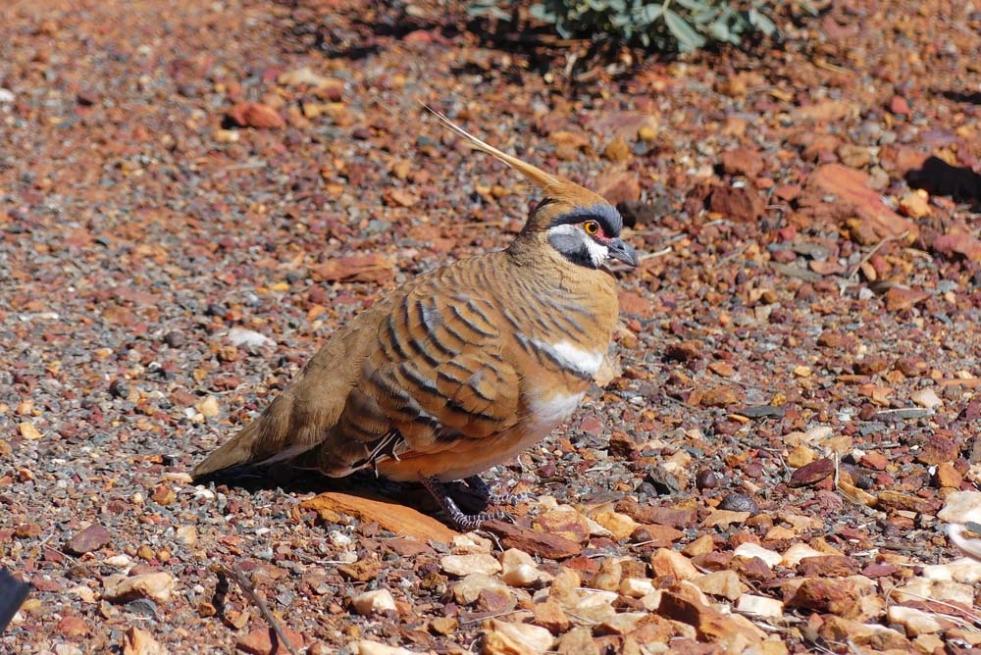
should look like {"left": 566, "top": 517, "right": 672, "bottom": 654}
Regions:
{"left": 607, "top": 238, "right": 638, "bottom": 268}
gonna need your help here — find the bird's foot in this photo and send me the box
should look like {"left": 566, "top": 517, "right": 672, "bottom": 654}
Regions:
{"left": 421, "top": 477, "right": 513, "bottom": 531}
{"left": 464, "top": 475, "right": 532, "bottom": 507}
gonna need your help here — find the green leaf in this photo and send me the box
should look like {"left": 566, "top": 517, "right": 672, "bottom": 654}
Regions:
{"left": 637, "top": 4, "right": 662, "bottom": 23}
{"left": 748, "top": 8, "right": 777, "bottom": 36}
{"left": 663, "top": 8, "right": 706, "bottom": 51}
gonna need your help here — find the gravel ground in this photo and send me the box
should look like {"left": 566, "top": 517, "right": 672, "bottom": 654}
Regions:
{"left": 1, "top": 1, "right": 979, "bottom": 653}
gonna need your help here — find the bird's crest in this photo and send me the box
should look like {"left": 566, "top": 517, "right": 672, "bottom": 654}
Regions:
{"left": 420, "top": 103, "right": 570, "bottom": 194}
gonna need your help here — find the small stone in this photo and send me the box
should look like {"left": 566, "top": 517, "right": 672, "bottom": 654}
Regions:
{"left": 708, "top": 186, "right": 766, "bottom": 222}
{"left": 619, "top": 577, "right": 656, "bottom": 599}
{"left": 227, "top": 327, "right": 274, "bottom": 349}
{"left": 501, "top": 549, "right": 547, "bottom": 587}
{"left": 781, "top": 543, "right": 824, "bottom": 568}
{"left": 718, "top": 493, "right": 759, "bottom": 514}
{"left": 18, "top": 422, "right": 42, "bottom": 440}
{"left": 103, "top": 572, "right": 176, "bottom": 603}
{"left": 889, "top": 95, "right": 911, "bottom": 116}
{"left": 695, "top": 469, "right": 718, "bottom": 490}
{"left": 162, "top": 331, "right": 185, "bottom": 348}
{"left": 352, "top": 589, "right": 396, "bottom": 615}
{"left": 228, "top": 102, "right": 285, "bottom": 129}
{"left": 603, "top": 137, "right": 631, "bottom": 163}
{"left": 532, "top": 600, "right": 570, "bottom": 634}
{"left": 556, "top": 626, "right": 599, "bottom": 655}
{"left": 721, "top": 147, "right": 764, "bottom": 178}
{"left": 682, "top": 534, "right": 715, "bottom": 558}
{"left": 109, "top": 379, "right": 130, "bottom": 399}
{"left": 237, "top": 626, "right": 305, "bottom": 655}
{"left": 788, "top": 458, "right": 834, "bottom": 488}
{"left": 483, "top": 619, "right": 554, "bottom": 655}
{"left": 693, "top": 570, "right": 747, "bottom": 601}
{"left": 786, "top": 445, "right": 816, "bottom": 468}
{"left": 532, "top": 506, "right": 591, "bottom": 543}
{"left": 440, "top": 553, "right": 501, "bottom": 577}
{"left": 910, "top": 388, "right": 942, "bottom": 409}
{"left": 735, "top": 594, "right": 783, "bottom": 618}
{"left": 429, "top": 617, "right": 457, "bottom": 636}
{"left": 592, "top": 558, "right": 622, "bottom": 591}
{"left": 650, "top": 548, "right": 699, "bottom": 581}
{"left": 887, "top": 605, "right": 945, "bottom": 636}
{"left": 452, "top": 573, "right": 509, "bottom": 605}
{"left": 122, "top": 627, "right": 167, "bottom": 655}
{"left": 921, "top": 557, "right": 981, "bottom": 584}
{"left": 352, "top": 641, "right": 417, "bottom": 655}
{"left": 57, "top": 615, "right": 90, "bottom": 638}
{"left": 820, "top": 616, "right": 910, "bottom": 651}
{"left": 786, "top": 578, "right": 863, "bottom": 618}
{"left": 701, "top": 509, "right": 750, "bottom": 528}
{"left": 66, "top": 524, "right": 112, "bottom": 555}
{"left": 798, "top": 555, "right": 860, "bottom": 577}
{"left": 196, "top": 396, "right": 220, "bottom": 418}
{"left": 591, "top": 511, "right": 638, "bottom": 541}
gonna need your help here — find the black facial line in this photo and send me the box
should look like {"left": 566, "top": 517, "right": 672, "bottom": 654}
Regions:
{"left": 548, "top": 203, "right": 623, "bottom": 237}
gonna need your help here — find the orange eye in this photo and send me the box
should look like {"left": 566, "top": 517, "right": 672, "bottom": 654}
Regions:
{"left": 583, "top": 221, "right": 600, "bottom": 236}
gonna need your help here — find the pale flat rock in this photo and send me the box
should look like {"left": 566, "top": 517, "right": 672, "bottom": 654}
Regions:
{"left": 938, "top": 490, "right": 981, "bottom": 524}
{"left": 500, "top": 549, "right": 549, "bottom": 588}
{"left": 701, "top": 509, "right": 751, "bottom": 528}
{"left": 453, "top": 573, "right": 509, "bottom": 605}
{"left": 452, "top": 533, "right": 494, "bottom": 553}
{"left": 300, "top": 492, "right": 457, "bottom": 543}
{"left": 734, "top": 543, "right": 782, "bottom": 568}
{"left": 353, "top": 640, "right": 421, "bottom": 655}
{"left": 352, "top": 589, "right": 396, "bottom": 615}
{"left": 694, "top": 570, "right": 748, "bottom": 601}
{"left": 781, "top": 543, "right": 824, "bottom": 568}
{"left": 483, "top": 620, "right": 554, "bottom": 655}
{"left": 893, "top": 577, "right": 976, "bottom": 605}
{"left": 103, "top": 572, "right": 175, "bottom": 603}
{"left": 921, "top": 557, "right": 981, "bottom": 584}
{"left": 619, "top": 577, "right": 655, "bottom": 599}
{"left": 227, "top": 327, "right": 274, "bottom": 348}
{"left": 887, "top": 605, "right": 945, "bottom": 636}
{"left": 910, "top": 388, "right": 942, "bottom": 409}
{"left": 122, "top": 627, "right": 168, "bottom": 655}
{"left": 440, "top": 553, "right": 501, "bottom": 577}
{"left": 650, "top": 548, "right": 699, "bottom": 580}
{"left": 736, "top": 594, "right": 784, "bottom": 618}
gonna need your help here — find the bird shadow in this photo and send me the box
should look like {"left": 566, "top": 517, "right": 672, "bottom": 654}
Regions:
{"left": 199, "top": 464, "right": 490, "bottom": 517}
{"left": 905, "top": 156, "right": 981, "bottom": 212}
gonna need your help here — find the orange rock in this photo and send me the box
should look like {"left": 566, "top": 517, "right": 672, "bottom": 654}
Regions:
{"left": 300, "top": 492, "right": 457, "bottom": 543}
{"left": 227, "top": 102, "right": 285, "bottom": 129}
{"left": 807, "top": 164, "right": 918, "bottom": 241}
{"left": 236, "top": 626, "right": 306, "bottom": 655}
{"left": 310, "top": 254, "right": 395, "bottom": 285}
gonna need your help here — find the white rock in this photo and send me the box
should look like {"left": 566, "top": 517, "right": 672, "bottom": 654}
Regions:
{"left": 781, "top": 543, "right": 824, "bottom": 568}
{"left": 453, "top": 573, "right": 509, "bottom": 605}
{"left": 694, "top": 570, "right": 747, "bottom": 601}
{"left": 68, "top": 586, "right": 96, "bottom": 603}
{"left": 938, "top": 490, "right": 981, "bottom": 524}
{"left": 484, "top": 620, "right": 554, "bottom": 654}
{"left": 353, "top": 640, "right": 420, "bottom": 655}
{"left": 893, "top": 577, "right": 976, "bottom": 605}
{"left": 227, "top": 327, "right": 273, "bottom": 348}
{"left": 733, "top": 543, "right": 782, "bottom": 568}
{"left": 911, "top": 388, "right": 942, "bottom": 409}
{"left": 103, "top": 572, "right": 175, "bottom": 603}
{"left": 352, "top": 589, "right": 396, "bottom": 615}
{"left": 104, "top": 554, "right": 134, "bottom": 569}
{"left": 639, "top": 590, "right": 663, "bottom": 611}
{"left": 921, "top": 557, "right": 981, "bottom": 584}
{"left": 619, "top": 577, "right": 655, "bottom": 598}
{"left": 452, "top": 532, "right": 493, "bottom": 553}
{"left": 0, "top": 88, "right": 14, "bottom": 103}
{"left": 736, "top": 593, "right": 784, "bottom": 618}
{"left": 887, "top": 605, "right": 943, "bottom": 636}
{"left": 441, "top": 553, "right": 501, "bottom": 577}
{"left": 575, "top": 588, "right": 619, "bottom": 609}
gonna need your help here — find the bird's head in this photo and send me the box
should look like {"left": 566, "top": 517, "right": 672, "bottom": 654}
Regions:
{"left": 424, "top": 105, "right": 638, "bottom": 270}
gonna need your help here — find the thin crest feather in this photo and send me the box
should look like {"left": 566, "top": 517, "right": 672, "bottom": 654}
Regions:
{"left": 420, "top": 102, "right": 563, "bottom": 192}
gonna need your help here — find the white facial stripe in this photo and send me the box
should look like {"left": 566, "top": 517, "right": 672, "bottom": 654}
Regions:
{"left": 583, "top": 239, "right": 609, "bottom": 266}
{"left": 547, "top": 223, "right": 609, "bottom": 267}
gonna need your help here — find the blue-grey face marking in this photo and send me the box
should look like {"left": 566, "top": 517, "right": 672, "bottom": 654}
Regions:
{"left": 548, "top": 203, "right": 623, "bottom": 237}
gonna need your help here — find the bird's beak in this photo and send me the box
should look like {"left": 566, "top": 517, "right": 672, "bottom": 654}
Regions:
{"left": 607, "top": 238, "right": 638, "bottom": 268}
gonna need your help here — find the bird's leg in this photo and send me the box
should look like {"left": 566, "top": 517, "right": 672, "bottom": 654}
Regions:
{"left": 464, "top": 475, "right": 532, "bottom": 506}
{"left": 420, "top": 477, "right": 509, "bottom": 532}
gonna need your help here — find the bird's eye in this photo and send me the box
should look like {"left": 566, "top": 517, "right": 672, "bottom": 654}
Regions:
{"left": 583, "top": 220, "right": 600, "bottom": 236}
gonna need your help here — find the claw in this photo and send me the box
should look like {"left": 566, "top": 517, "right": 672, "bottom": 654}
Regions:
{"left": 421, "top": 477, "right": 513, "bottom": 531}
{"left": 464, "top": 475, "right": 530, "bottom": 507}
